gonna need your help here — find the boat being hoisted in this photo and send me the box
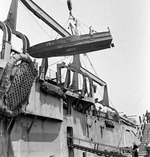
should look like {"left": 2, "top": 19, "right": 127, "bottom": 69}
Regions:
{"left": 27, "top": 30, "right": 113, "bottom": 58}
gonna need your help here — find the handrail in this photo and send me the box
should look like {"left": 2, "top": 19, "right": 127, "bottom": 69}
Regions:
{"left": 0, "top": 21, "right": 12, "bottom": 60}
{"left": 67, "top": 136, "right": 129, "bottom": 151}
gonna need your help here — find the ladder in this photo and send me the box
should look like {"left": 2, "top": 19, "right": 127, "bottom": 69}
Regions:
{"left": 139, "top": 123, "right": 150, "bottom": 157}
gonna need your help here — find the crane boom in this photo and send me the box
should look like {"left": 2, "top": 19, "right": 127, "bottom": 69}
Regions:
{"left": 20, "top": 0, "right": 71, "bottom": 37}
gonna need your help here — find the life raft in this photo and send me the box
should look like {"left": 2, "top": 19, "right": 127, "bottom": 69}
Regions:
{"left": 0, "top": 53, "right": 37, "bottom": 117}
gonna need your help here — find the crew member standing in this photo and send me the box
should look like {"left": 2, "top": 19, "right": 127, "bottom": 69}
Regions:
{"left": 146, "top": 110, "right": 150, "bottom": 123}
{"left": 132, "top": 143, "right": 138, "bottom": 157}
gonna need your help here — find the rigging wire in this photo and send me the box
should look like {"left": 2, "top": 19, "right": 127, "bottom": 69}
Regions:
{"left": 77, "top": 24, "right": 86, "bottom": 34}
{"left": 77, "top": 19, "right": 91, "bottom": 29}
{"left": 48, "top": 56, "right": 71, "bottom": 67}
{"left": 19, "top": 0, "right": 52, "bottom": 39}
{"left": 55, "top": 17, "right": 70, "bottom": 39}
{"left": 80, "top": 55, "right": 103, "bottom": 99}
{"left": 84, "top": 53, "right": 99, "bottom": 76}
{"left": 80, "top": 55, "right": 88, "bottom": 69}
{"left": 82, "top": 53, "right": 115, "bottom": 108}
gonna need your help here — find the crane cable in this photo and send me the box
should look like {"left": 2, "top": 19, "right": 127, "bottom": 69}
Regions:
{"left": 83, "top": 53, "right": 115, "bottom": 108}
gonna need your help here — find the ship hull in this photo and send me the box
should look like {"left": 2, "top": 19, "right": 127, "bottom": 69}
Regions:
{"left": 0, "top": 81, "right": 140, "bottom": 157}
{"left": 0, "top": 113, "right": 140, "bottom": 157}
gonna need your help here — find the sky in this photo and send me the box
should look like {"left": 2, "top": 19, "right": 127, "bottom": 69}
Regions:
{"left": 0, "top": 0, "right": 150, "bottom": 118}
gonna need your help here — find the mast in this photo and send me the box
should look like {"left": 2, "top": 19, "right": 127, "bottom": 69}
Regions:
{"left": 4, "top": 0, "right": 18, "bottom": 30}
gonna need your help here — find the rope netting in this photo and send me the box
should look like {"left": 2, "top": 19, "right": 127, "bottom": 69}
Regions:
{"left": 0, "top": 54, "right": 37, "bottom": 116}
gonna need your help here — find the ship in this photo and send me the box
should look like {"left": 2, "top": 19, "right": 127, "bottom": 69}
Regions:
{"left": 0, "top": 0, "right": 142, "bottom": 156}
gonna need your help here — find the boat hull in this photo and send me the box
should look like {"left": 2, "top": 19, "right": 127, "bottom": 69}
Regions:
{"left": 27, "top": 31, "right": 113, "bottom": 58}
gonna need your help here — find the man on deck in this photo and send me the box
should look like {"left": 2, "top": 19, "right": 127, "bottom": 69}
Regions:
{"left": 146, "top": 110, "right": 150, "bottom": 123}
{"left": 132, "top": 143, "right": 138, "bottom": 157}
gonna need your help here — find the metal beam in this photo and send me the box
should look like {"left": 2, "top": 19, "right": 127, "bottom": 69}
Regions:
{"left": 4, "top": 0, "right": 18, "bottom": 30}
{"left": 80, "top": 67, "right": 106, "bottom": 86}
{"left": 20, "top": 0, "right": 71, "bottom": 37}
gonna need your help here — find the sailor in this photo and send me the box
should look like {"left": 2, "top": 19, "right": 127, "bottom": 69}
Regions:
{"left": 77, "top": 103, "right": 83, "bottom": 112}
{"left": 146, "top": 110, "right": 150, "bottom": 123}
{"left": 145, "top": 141, "right": 150, "bottom": 156}
{"left": 142, "top": 114, "right": 146, "bottom": 124}
{"left": 74, "top": 20, "right": 80, "bottom": 35}
{"left": 132, "top": 143, "right": 138, "bottom": 157}
{"left": 145, "top": 141, "right": 150, "bottom": 146}
{"left": 89, "top": 26, "right": 95, "bottom": 35}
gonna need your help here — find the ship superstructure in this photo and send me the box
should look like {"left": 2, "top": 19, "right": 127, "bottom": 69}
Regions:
{"left": 0, "top": 0, "right": 141, "bottom": 157}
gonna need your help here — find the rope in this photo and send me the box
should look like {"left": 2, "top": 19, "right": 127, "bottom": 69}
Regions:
{"left": 77, "top": 19, "right": 90, "bottom": 29}
{"left": 82, "top": 54, "right": 115, "bottom": 108}
{"left": 78, "top": 24, "right": 86, "bottom": 34}
{"left": 84, "top": 54, "right": 98, "bottom": 76}
{"left": 19, "top": 0, "right": 52, "bottom": 39}
{"left": 48, "top": 56, "right": 71, "bottom": 67}
{"left": 55, "top": 17, "right": 70, "bottom": 39}
{"left": 80, "top": 56, "right": 87, "bottom": 69}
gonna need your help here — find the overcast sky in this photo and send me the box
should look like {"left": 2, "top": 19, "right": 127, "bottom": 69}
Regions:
{"left": 0, "top": 0, "right": 150, "bottom": 118}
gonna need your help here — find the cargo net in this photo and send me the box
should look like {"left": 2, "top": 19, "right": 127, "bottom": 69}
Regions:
{"left": 5, "top": 62, "right": 35, "bottom": 111}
